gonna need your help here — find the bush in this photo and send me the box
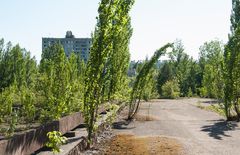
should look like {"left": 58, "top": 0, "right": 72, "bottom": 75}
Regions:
{"left": 161, "top": 79, "right": 180, "bottom": 99}
{"left": 199, "top": 87, "right": 208, "bottom": 98}
{"left": 187, "top": 88, "right": 193, "bottom": 97}
{"left": 45, "top": 131, "right": 67, "bottom": 153}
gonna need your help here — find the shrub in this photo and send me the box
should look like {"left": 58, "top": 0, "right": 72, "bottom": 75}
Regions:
{"left": 45, "top": 131, "right": 67, "bottom": 153}
{"left": 161, "top": 79, "right": 180, "bottom": 99}
{"left": 199, "top": 87, "right": 208, "bottom": 98}
{"left": 187, "top": 88, "right": 193, "bottom": 97}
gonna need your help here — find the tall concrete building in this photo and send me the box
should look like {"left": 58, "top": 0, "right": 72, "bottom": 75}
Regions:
{"left": 42, "top": 31, "right": 92, "bottom": 61}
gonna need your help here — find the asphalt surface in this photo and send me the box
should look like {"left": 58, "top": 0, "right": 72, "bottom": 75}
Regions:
{"left": 113, "top": 98, "right": 240, "bottom": 155}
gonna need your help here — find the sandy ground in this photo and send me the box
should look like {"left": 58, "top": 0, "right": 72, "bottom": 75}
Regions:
{"left": 103, "top": 134, "right": 183, "bottom": 155}
{"left": 86, "top": 98, "right": 240, "bottom": 155}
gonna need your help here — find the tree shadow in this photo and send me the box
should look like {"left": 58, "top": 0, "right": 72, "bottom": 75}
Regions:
{"left": 201, "top": 120, "right": 239, "bottom": 140}
{"left": 202, "top": 100, "right": 219, "bottom": 104}
{"left": 112, "top": 120, "right": 135, "bottom": 130}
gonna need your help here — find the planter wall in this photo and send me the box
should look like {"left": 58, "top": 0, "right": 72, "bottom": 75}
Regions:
{"left": 0, "top": 112, "right": 84, "bottom": 155}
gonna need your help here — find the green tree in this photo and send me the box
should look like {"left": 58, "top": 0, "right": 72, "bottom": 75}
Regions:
{"left": 0, "top": 41, "right": 37, "bottom": 91}
{"left": 157, "top": 61, "right": 174, "bottom": 96}
{"left": 106, "top": 1, "right": 133, "bottom": 101}
{"left": 20, "top": 86, "right": 36, "bottom": 125}
{"left": 83, "top": 0, "right": 135, "bottom": 147}
{"left": 144, "top": 64, "right": 160, "bottom": 101}
{"left": 66, "top": 53, "right": 84, "bottom": 113}
{"left": 223, "top": 0, "right": 240, "bottom": 120}
{"left": 38, "top": 44, "right": 71, "bottom": 121}
{"left": 199, "top": 40, "right": 224, "bottom": 99}
{"left": 128, "top": 43, "right": 172, "bottom": 119}
{"left": 231, "top": 0, "right": 240, "bottom": 32}
{"left": 224, "top": 27, "right": 240, "bottom": 120}
{"left": 168, "top": 40, "right": 195, "bottom": 97}
{"left": 161, "top": 79, "right": 180, "bottom": 99}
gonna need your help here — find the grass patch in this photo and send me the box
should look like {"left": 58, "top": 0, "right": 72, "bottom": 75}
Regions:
{"left": 205, "top": 105, "right": 225, "bottom": 116}
{"left": 196, "top": 102, "right": 225, "bottom": 117}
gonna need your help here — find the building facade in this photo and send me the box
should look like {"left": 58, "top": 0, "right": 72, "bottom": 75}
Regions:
{"left": 42, "top": 31, "right": 92, "bottom": 61}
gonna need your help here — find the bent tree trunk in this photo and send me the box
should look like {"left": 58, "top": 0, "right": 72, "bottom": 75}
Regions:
{"left": 128, "top": 43, "right": 173, "bottom": 120}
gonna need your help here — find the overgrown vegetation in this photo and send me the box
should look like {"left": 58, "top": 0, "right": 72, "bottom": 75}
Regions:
{"left": 223, "top": 0, "right": 240, "bottom": 120}
{"left": 0, "top": 41, "right": 86, "bottom": 136}
{"left": 1, "top": 0, "right": 240, "bottom": 150}
{"left": 128, "top": 43, "right": 173, "bottom": 119}
{"left": 45, "top": 131, "right": 67, "bottom": 153}
{"left": 161, "top": 79, "right": 180, "bottom": 99}
{"left": 83, "top": 0, "right": 134, "bottom": 147}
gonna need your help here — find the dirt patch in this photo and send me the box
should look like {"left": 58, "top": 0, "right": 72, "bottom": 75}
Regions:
{"left": 103, "top": 134, "right": 184, "bottom": 155}
{"left": 135, "top": 114, "right": 158, "bottom": 121}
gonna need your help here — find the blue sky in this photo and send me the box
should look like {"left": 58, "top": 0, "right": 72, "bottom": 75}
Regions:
{"left": 0, "top": 0, "right": 232, "bottom": 61}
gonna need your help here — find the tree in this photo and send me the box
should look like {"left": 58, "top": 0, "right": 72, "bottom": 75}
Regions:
{"left": 157, "top": 61, "right": 174, "bottom": 96}
{"left": 83, "top": 0, "right": 135, "bottom": 147}
{"left": 161, "top": 79, "right": 180, "bottom": 99}
{"left": 66, "top": 53, "right": 84, "bottom": 113}
{"left": 187, "top": 61, "right": 201, "bottom": 95}
{"left": 38, "top": 44, "right": 71, "bottom": 121}
{"left": 142, "top": 64, "right": 159, "bottom": 101}
{"left": 167, "top": 40, "right": 196, "bottom": 97}
{"left": 0, "top": 41, "right": 37, "bottom": 91}
{"left": 224, "top": 27, "right": 240, "bottom": 120}
{"left": 223, "top": 0, "right": 240, "bottom": 120}
{"left": 231, "top": 0, "right": 240, "bottom": 33}
{"left": 199, "top": 40, "right": 224, "bottom": 99}
{"left": 106, "top": 1, "right": 133, "bottom": 101}
{"left": 128, "top": 43, "right": 172, "bottom": 119}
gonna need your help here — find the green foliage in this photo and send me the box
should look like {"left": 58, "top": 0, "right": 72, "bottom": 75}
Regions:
{"left": 223, "top": 1, "right": 240, "bottom": 120}
{"left": 0, "top": 37, "right": 85, "bottom": 135}
{"left": 83, "top": 0, "right": 135, "bottom": 146}
{"left": 105, "top": 103, "right": 119, "bottom": 124}
{"left": 0, "top": 40, "right": 38, "bottom": 135}
{"left": 187, "top": 87, "right": 193, "bottom": 97}
{"left": 224, "top": 26, "right": 240, "bottom": 120}
{"left": 7, "top": 109, "right": 18, "bottom": 137}
{"left": 231, "top": 0, "right": 240, "bottom": 32}
{"left": 157, "top": 40, "right": 201, "bottom": 98}
{"left": 169, "top": 41, "right": 196, "bottom": 97}
{"left": 128, "top": 43, "right": 173, "bottom": 119}
{"left": 38, "top": 44, "right": 70, "bottom": 121}
{"left": 106, "top": 5, "right": 133, "bottom": 101}
{"left": 20, "top": 87, "right": 36, "bottom": 125}
{"left": 0, "top": 85, "right": 15, "bottom": 123}
{"left": 199, "top": 40, "right": 224, "bottom": 99}
{"left": 38, "top": 44, "right": 84, "bottom": 122}
{"left": 45, "top": 131, "right": 67, "bottom": 153}
{"left": 161, "top": 79, "right": 180, "bottom": 99}
{"left": 0, "top": 40, "right": 37, "bottom": 91}
{"left": 2, "top": 0, "right": 238, "bottom": 144}
{"left": 157, "top": 40, "right": 224, "bottom": 100}
{"left": 0, "top": 83, "right": 18, "bottom": 136}
{"left": 199, "top": 87, "right": 208, "bottom": 98}
{"left": 142, "top": 66, "right": 159, "bottom": 101}
{"left": 206, "top": 104, "right": 225, "bottom": 117}
{"left": 157, "top": 62, "right": 174, "bottom": 96}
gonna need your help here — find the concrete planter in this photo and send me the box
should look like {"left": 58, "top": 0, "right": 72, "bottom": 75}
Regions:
{"left": 0, "top": 112, "right": 84, "bottom": 155}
